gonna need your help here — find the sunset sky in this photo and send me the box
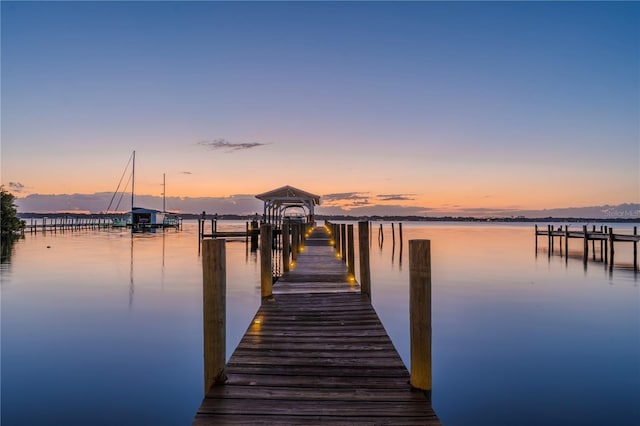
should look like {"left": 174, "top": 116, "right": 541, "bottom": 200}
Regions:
{"left": 2, "top": 1, "right": 638, "bottom": 215}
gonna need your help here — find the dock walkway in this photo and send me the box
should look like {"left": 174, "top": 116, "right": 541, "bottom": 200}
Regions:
{"left": 193, "top": 226, "right": 440, "bottom": 425}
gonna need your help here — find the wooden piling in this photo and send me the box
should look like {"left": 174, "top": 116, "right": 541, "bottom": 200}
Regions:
{"left": 202, "top": 239, "right": 227, "bottom": 392}
{"left": 391, "top": 222, "right": 396, "bottom": 245}
{"left": 592, "top": 225, "right": 596, "bottom": 260}
{"left": 260, "top": 224, "right": 273, "bottom": 298}
{"left": 291, "top": 224, "right": 299, "bottom": 262}
{"left": 358, "top": 221, "right": 371, "bottom": 298}
{"left": 399, "top": 223, "right": 404, "bottom": 249}
{"left": 341, "top": 223, "right": 344, "bottom": 253}
{"left": 634, "top": 227, "right": 638, "bottom": 271}
{"left": 609, "top": 227, "right": 615, "bottom": 266}
{"left": 409, "top": 239, "right": 432, "bottom": 392}
{"left": 250, "top": 220, "right": 259, "bottom": 250}
{"left": 604, "top": 226, "right": 608, "bottom": 264}
{"left": 583, "top": 225, "right": 588, "bottom": 263}
{"left": 347, "top": 224, "right": 355, "bottom": 278}
{"left": 282, "top": 223, "right": 290, "bottom": 273}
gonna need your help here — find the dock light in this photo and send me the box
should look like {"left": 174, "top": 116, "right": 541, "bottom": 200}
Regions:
{"left": 330, "top": 240, "right": 335, "bottom": 245}
{"left": 252, "top": 316, "right": 263, "bottom": 330}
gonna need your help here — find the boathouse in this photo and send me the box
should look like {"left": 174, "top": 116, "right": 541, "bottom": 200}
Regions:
{"left": 255, "top": 185, "right": 320, "bottom": 226}
{"left": 131, "top": 207, "right": 165, "bottom": 227}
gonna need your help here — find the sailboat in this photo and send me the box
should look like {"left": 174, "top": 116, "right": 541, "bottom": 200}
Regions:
{"left": 161, "top": 172, "right": 181, "bottom": 229}
{"left": 108, "top": 151, "right": 181, "bottom": 231}
{"left": 107, "top": 151, "right": 135, "bottom": 228}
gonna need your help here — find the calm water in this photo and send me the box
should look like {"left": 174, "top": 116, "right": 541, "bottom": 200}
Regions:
{"left": 1, "top": 221, "right": 638, "bottom": 425}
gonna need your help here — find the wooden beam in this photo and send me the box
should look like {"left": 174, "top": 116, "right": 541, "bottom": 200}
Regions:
{"left": 358, "top": 221, "right": 371, "bottom": 298}
{"left": 409, "top": 240, "right": 432, "bottom": 392}
{"left": 202, "top": 239, "right": 227, "bottom": 392}
{"left": 261, "top": 224, "right": 273, "bottom": 298}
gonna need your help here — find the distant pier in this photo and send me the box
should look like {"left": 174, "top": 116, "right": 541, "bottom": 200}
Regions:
{"left": 23, "top": 217, "right": 112, "bottom": 234}
{"left": 535, "top": 224, "right": 639, "bottom": 270}
{"left": 22, "top": 216, "right": 181, "bottom": 234}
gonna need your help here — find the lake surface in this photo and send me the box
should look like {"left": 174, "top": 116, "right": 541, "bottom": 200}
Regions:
{"left": 1, "top": 221, "right": 639, "bottom": 425}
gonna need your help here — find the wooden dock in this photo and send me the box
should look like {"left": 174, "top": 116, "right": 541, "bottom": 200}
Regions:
{"left": 536, "top": 224, "right": 639, "bottom": 269}
{"left": 193, "top": 225, "right": 440, "bottom": 425}
{"left": 23, "top": 217, "right": 113, "bottom": 234}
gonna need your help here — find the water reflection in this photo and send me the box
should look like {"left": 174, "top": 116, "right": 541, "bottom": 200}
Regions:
{"left": 129, "top": 235, "right": 134, "bottom": 309}
{"left": 2, "top": 221, "right": 638, "bottom": 426}
{"left": 1, "top": 235, "right": 20, "bottom": 264}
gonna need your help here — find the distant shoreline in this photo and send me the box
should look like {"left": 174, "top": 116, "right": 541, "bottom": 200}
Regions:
{"left": 16, "top": 212, "right": 640, "bottom": 223}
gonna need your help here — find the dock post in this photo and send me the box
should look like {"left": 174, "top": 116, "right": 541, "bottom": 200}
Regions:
{"left": 260, "top": 224, "right": 273, "bottom": 298}
{"left": 409, "top": 240, "right": 432, "bottom": 393}
{"left": 604, "top": 226, "right": 608, "bottom": 264}
{"left": 634, "top": 227, "right": 638, "bottom": 271}
{"left": 202, "top": 239, "right": 227, "bottom": 392}
{"left": 399, "top": 223, "right": 404, "bottom": 249}
{"left": 535, "top": 224, "right": 538, "bottom": 251}
{"left": 391, "top": 223, "right": 395, "bottom": 245}
{"left": 564, "top": 226, "right": 569, "bottom": 258}
{"left": 548, "top": 225, "right": 552, "bottom": 255}
{"left": 358, "top": 221, "right": 371, "bottom": 298}
{"left": 282, "top": 222, "right": 290, "bottom": 273}
{"left": 291, "top": 224, "right": 299, "bottom": 262}
{"left": 379, "top": 223, "right": 384, "bottom": 244}
{"left": 334, "top": 224, "right": 340, "bottom": 253}
{"left": 339, "top": 224, "right": 346, "bottom": 262}
{"left": 347, "top": 224, "right": 355, "bottom": 278}
{"left": 331, "top": 223, "right": 336, "bottom": 248}
{"left": 557, "top": 226, "right": 562, "bottom": 256}
{"left": 250, "top": 220, "right": 259, "bottom": 251}
{"left": 609, "top": 227, "right": 615, "bottom": 266}
{"left": 592, "top": 225, "right": 596, "bottom": 260}
{"left": 583, "top": 225, "right": 588, "bottom": 263}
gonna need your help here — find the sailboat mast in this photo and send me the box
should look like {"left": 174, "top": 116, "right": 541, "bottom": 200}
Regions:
{"left": 163, "top": 173, "right": 166, "bottom": 213}
{"left": 131, "top": 150, "right": 136, "bottom": 211}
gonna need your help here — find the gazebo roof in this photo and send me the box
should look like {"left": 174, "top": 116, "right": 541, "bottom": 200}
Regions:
{"left": 255, "top": 185, "right": 321, "bottom": 205}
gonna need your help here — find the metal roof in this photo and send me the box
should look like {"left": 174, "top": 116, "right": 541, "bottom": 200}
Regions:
{"left": 255, "top": 185, "right": 321, "bottom": 205}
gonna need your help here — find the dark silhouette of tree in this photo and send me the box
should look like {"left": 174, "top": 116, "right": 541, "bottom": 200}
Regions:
{"left": 1, "top": 186, "right": 25, "bottom": 235}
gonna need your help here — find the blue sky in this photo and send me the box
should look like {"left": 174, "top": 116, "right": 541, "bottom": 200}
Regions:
{"left": 2, "top": 1, "right": 638, "bottom": 215}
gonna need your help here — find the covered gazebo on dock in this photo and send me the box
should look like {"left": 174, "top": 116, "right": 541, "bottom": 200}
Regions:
{"left": 255, "top": 185, "right": 320, "bottom": 227}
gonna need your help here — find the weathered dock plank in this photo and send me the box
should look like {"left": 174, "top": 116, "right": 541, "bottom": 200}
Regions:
{"left": 193, "top": 225, "right": 439, "bottom": 425}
